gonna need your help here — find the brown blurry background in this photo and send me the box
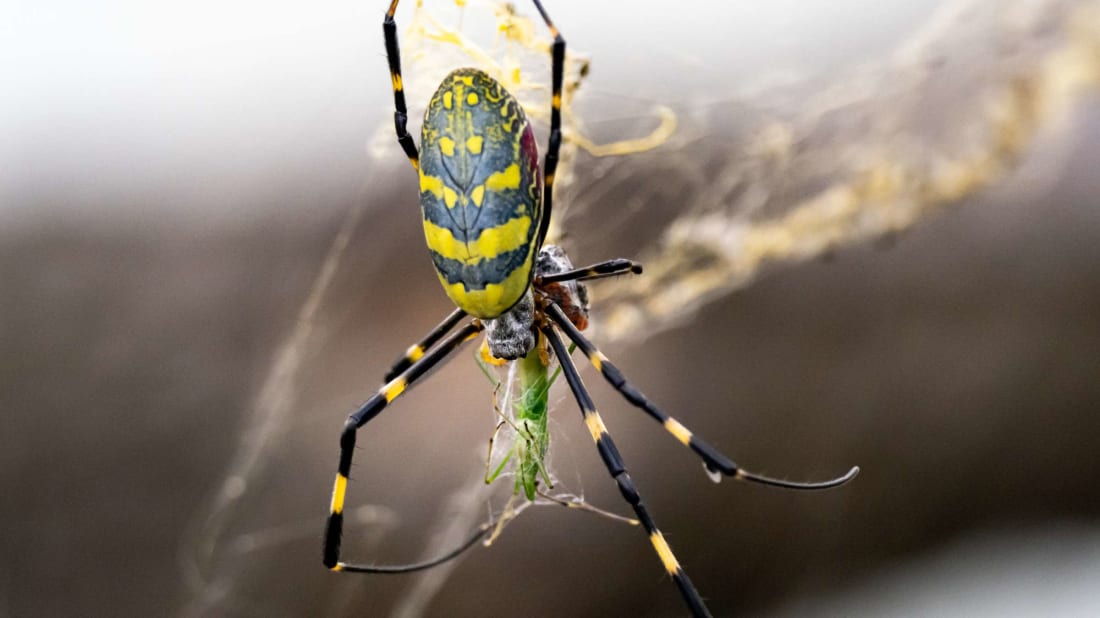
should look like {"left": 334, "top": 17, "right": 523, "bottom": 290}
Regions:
{"left": 3, "top": 1, "right": 1100, "bottom": 616}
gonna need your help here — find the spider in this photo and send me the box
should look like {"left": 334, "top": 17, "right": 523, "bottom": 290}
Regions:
{"left": 322, "top": 2, "right": 859, "bottom": 615}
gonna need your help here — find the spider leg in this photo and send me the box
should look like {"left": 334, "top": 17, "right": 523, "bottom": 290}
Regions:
{"left": 384, "top": 308, "right": 467, "bottom": 382}
{"left": 324, "top": 321, "right": 489, "bottom": 573}
{"left": 530, "top": 0, "right": 565, "bottom": 251}
{"left": 545, "top": 303, "right": 859, "bottom": 489}
{"left": 536, "top": 258, "right": 642, "bottom": 285}
{"left": 384, "top": 0, "right": 420, "bottom": 170}
{"left": 543, "top": 325, "right": 711, "bottom": 618}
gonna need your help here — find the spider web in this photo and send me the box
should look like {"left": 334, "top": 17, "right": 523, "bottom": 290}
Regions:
{"left": 588, "top": 0, "right": 1100, "bottom": 340}
{"left": 178, "top": 0, "right": 1100, "bottom": 616}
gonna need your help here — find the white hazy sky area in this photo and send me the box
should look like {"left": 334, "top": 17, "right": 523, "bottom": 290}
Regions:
{"left": 2, "top": 0, "right": 932, "bottom": 220}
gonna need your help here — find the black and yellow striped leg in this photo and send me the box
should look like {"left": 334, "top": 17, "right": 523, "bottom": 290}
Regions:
{"left": 324, "top": 321, "right": 487, "bottom": 573}
{"left": 384, "top": 308, "right": 467, "bottom": 382}
{"left": 530, "top": 0, "right": 565, "bottom": 250}
{"left": 537, "top": 258, "right": 642, "bottom": 285}
{"left": 544, "top": 325, "right": 712, "bottom": 618}
{"left": 384, "top": 0, "right": 420, "bottom": 170}
{"left": 545, "top": 303, "right": 859, "bottom": 489}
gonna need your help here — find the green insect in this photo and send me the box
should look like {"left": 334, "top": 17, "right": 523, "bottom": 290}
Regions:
{"left": 479, "top": 339, "right": 556, "bottom": 501}
{"left": 322, "top": 2, "right": 859, "bottom": 616}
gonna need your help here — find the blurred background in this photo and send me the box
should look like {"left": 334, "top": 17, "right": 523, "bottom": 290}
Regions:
{"left": 3, "top": 0, "right": 1100, "bottom": 616}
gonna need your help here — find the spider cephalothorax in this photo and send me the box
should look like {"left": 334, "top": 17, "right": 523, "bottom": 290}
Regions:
{"left": 484, "top": 244, "right": 587, "bottom": 361}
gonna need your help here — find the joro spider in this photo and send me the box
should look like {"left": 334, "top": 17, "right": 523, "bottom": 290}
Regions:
{"left": 322, "top": 1, "right": 859, "bottom": 616}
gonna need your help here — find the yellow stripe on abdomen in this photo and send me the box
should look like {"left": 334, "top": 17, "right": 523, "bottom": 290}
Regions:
{"left": 471, "top": 216, "right": 530, "bottom": 259}
{"left": 485, "top": 164, "right": 521, "bottom": 191}
{"left": 438, "top": 259, "right": 531, "bottom": 319}
{"left": 423, "top": 216, "right": 531, "bottom": 263}
{"left": 420, "top": 173, "right": 445, "bottom": 199}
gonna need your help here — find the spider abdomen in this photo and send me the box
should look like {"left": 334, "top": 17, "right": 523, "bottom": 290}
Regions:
{"left": 419, "top": 68, "right": 542, "bottom": 319}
